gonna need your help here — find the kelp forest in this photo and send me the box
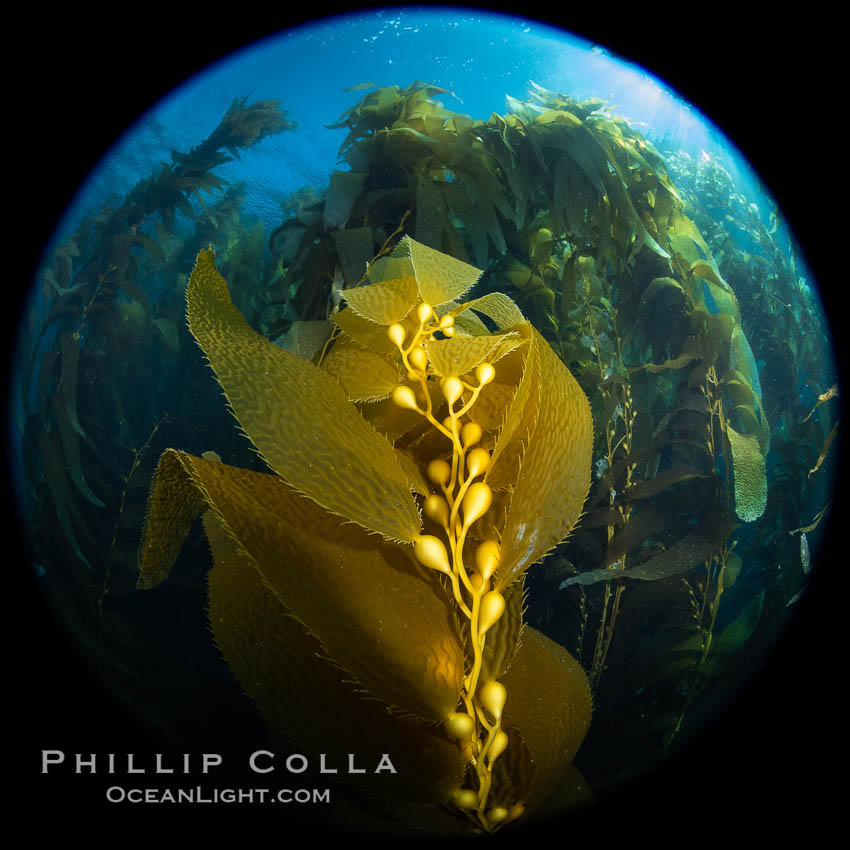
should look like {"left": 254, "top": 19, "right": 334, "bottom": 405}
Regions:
{"left": 14, "top": 82, "right": 837, "bottom": 825}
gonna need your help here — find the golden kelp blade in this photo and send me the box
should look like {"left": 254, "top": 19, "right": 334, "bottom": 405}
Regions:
{"left": 425, "top": 332, "right": 522, "bottom": 379}
{"left": 342, "top": 275, "right": 419, "bottom": 325}
{"left": 458, "top": 292, "right": 526, "bottom": 332}
{"left": 332, "top": 305, "right": 402, "bottom": 356}
{"left": 401, "top": 235, "right": 483, "bottom": 306}
{"left": 136, "top": 450, "right": 206, "bottom": 589}
{"left": 497, "top": 328, "right": 593, "bottom": 588}
{"left": 138, "top": 449, "right": 465, "bottom": 721}
{"left": 486, "top": 322, "right": 540, "bottom": 492}
{"left": 186, "top": 248, "right": 420, "bottom": 544}
{"left": 203, "top": 511, "right": 466, "bottom": 811}
{"left": 479, "top": 578, "right": 524, "bottom": 684}
{"left": 500, "top": 626, "right": 592, "bottom": 815}
{"left": 321, "top": 336, "right": 403, "bottom": 402}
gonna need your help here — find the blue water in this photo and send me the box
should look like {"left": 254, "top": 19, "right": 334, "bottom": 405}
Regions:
{"left": 58, "top": 8, "right": 765, "bottom": 245}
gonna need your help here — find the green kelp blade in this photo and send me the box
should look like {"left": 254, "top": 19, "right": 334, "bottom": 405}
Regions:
{"left": 669, "top": 208, "right": 712, "bottom": 264}
{"left": 709, "top": 589, "right": 764, "bottom": 662}
{"left": 562, "top": 510, "right": 738, "bottom": 587}
{"left": 323, "top": 170, "right": 367, "bottom": 230}
{"left": 138, "top": 450, "right": 465, "bottom": 722}
{"left": 57, "top": 331, "right": 85, "bottom": 437}
{"left": 500, "top": 627, "right": 592, "bottom": 815}
{"left": 186, "top": 248, "right": 420, "bottom": 544}
{"left": 803, "top": 383, "right": 839, "bottom": 423}
{"left": 204, "top": 511, "right": 465, "bottom": 808}
{"left": 40, "top": 430, "right": 93, "bottom": 570}
{"left": 496, "top": 329, "right": 593, "bottom": 590}
{"left": 642, "top": 334, "right": 703, "bottom": 374}
{"left": 727, "top": 424, "right": 768, "bottom": 522}
{"left": 50, "top": 391, "right": 104, "bottom": 508}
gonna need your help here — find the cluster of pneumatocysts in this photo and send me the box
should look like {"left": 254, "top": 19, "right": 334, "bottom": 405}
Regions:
{"left": 388, "top": 303, "right": 524, "bottom": 832}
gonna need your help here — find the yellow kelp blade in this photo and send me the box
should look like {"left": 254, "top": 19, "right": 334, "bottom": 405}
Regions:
{"left": 485, "top": 322, "right": 540, "bottom": 492}
{"left": 425, "top": 332, "right": 522, "bottom": 379}
{"left": 479, "top": 578, "right": 524, "bottom": 684}
{"left": 500, "top": 626, "right": 592, "bottom": 816}
{"left": 203, "top": 511, "right": 466, "bottom": 814}
{"left": 320, "top": 336, "right": 403, "bottom": 402}
{"left": 458, "top": 291, "right": 526, "bottom": 332}
{"left": 342, "top": 275, "right": 419, "bottom": 325}
{"left": 367, "top": 255, "right": 415, "bottom": 285}
{"left": 186, "top": 248, "right": 420, "bottom": 544}
{"left": 496, "top": 329, "right": 593, "bottom": 588}
{"left": 487, "top": 718, "right": 536, "bottom": 810}
{"left": 138, "top": 449, "right": 465, "bottom": 721}
{"left": 401, "top": 235, "right": 483, "bottom": 306}
{"left": 332, "top": 304, "right": 404, "bottom": 356}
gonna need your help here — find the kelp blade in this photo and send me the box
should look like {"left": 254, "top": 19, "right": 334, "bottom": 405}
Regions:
{"left": 203, "top": 510, "right": 466, "bottom": 812}
{"left": 501, "top": 626, "right": 592, "bottom": 815}
{"left": 486, "top": 322, "right": 539, "bottom": 492}
{"left": 727, "top": 425, "right": 768, "bottom": 522}
{"left": 402, "top": 235, "right": 482, "bottom": 306}
{"left": 321, "top": 337, "right": 403, "bottom": 402}
{"left": 138, "top": 449, "right": 464, "bottom": 722}
{"left": 186, "top": 248, "right": 420, "bottom": 543}
{"left": 342, "top": 275, "right": 419, "bottom": 324}
{"left": 497, "top": 328, "right": 593, "bottom": 589}
{"left": 562, "top": 510, "right": 738, "bottom": 587}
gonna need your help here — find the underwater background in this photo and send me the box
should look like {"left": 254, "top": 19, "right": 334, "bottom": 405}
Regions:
{"left": 10, "top": 3, "right": 843, "bottom": 840}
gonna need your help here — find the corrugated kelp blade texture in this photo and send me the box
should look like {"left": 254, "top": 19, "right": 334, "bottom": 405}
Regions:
{"left": 138, "top": 450, "right": 464, "bottom": 721}
{"left": 497, "top": 328, "right": 593, "bottom": 588}
{"left": 185, "top": 248, "right": 421, "bottom": 543}
{"left": 203, "top": 510, "right": 467, "bottom": 810}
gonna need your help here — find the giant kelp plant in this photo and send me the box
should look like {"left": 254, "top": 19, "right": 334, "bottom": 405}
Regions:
{"left": 139, "top": 239, "right": 594, "bottom": 833}
{"left": 16, "top": 80, "right": 836, "bottom": 830}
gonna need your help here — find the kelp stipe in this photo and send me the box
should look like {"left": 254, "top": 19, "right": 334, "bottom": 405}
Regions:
{"left": 138, "top": 239, "right": 594, "bottom": 834}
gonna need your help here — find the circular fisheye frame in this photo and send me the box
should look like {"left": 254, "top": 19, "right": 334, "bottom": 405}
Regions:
{"left": 12, "top": 8, "right": 838, "bottom": 839}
